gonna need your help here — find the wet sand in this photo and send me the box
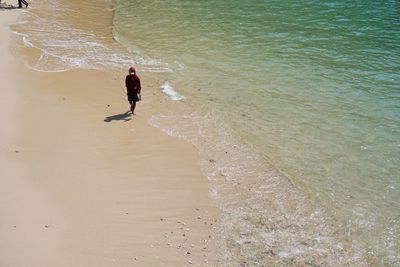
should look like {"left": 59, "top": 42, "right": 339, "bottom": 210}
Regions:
{"left": 0, "top": 10, "right": 218, "bottom": 267}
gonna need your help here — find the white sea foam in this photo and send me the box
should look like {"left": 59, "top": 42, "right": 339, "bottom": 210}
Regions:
{"left": 148, "top": 112, "right": 367, "bottom": 266}
{"left": 22, "top": 36, "right": 34, "bottom": 48}
{"left": 112, "top": 35, "right": 120, "bottom": 42}
{"left": 10, "top": 6, "right": 174, "bottom": 74}
{"left": 160, "top": 81, "right": 185, "bottom": 101}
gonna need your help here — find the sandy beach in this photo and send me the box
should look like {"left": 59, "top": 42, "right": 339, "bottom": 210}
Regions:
{"left": 0, "top": 9, "right": 218, "bottom": 267}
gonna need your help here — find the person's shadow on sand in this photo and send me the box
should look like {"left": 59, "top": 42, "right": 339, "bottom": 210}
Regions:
{"left": 104, "top": 111, "right": 131, "bottom": 122}
{"left": 0, "top": 4, "right": 18, "bottom": 9}
{"left": 0, "top": 2, "right": 23, "bottom": 9}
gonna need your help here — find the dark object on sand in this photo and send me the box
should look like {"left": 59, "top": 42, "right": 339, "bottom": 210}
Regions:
{"left": 18, "top": 0, "right": 28, "bottom": 8}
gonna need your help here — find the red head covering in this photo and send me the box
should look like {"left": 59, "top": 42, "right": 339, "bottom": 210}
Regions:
{"left": 129, "top": 66, "right": 136, "bottom": 74}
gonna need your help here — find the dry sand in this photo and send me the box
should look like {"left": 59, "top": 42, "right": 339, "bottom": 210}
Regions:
{"left": 0, "top": 10, "right": 218, "bottom": 267}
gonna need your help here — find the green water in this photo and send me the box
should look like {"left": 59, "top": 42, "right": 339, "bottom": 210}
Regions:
{"left": 10, "top": 0, "right": 400, "bottom": 264}
{"left": 114, "top": 0, "right": 400, "bottom": 265}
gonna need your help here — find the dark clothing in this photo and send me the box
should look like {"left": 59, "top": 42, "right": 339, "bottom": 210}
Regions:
{"left": 128, "top": 94, "right": 139, "bottom": 103}
{"left": 125, "top": 74, "right": 141, "bottom": 96}
{"left": 18, "top": 0, "right": 28, "bottom": 8}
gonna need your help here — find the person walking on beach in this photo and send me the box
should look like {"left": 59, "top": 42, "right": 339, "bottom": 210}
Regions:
{"left": 125, "top": 66, "right": 141, "bottom": 115}
{"left": 18, "top": 0, "right": 28, "bottom": 8}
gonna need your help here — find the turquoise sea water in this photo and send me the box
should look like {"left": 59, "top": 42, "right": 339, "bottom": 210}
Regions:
{"left": 114, "top": 1, "right": 400, "bottom": 265}
{"left": 11, "top": 0, "right": 400, "bottom": 265}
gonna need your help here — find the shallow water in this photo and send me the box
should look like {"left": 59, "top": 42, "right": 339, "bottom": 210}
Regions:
{"left": 10, "top": 0, "right": 400, "bottom": 265}
{"left": 115, "top": 0, "right": 400, "bottom": 265}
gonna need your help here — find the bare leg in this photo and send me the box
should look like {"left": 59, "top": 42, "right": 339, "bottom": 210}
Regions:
{"left": 130, "top": 101, "right": 136, "bottom": 114}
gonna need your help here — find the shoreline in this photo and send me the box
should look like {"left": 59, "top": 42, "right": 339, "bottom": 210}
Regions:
{"left": 4, "top": 0, "right": 398, "bottom": 265}
{"left": 0, "top": 9, "right": 219, "bottom": 267}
